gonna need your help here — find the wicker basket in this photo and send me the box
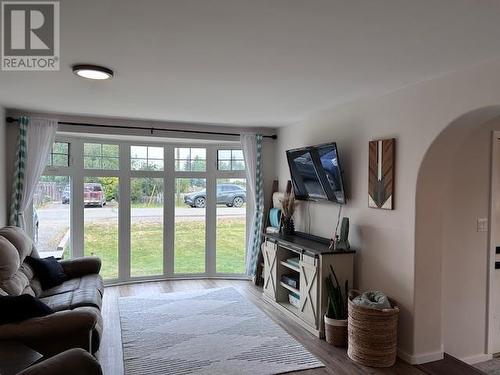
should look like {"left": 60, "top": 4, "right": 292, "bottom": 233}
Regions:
{"left": 347, "top": 290, "right": 399, "bottom": 367}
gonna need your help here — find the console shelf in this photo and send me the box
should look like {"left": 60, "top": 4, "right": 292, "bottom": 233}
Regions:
{"left": 262, "top": 231, "right": 355, "bottom": 338}
{"left": 279, "top": 281, "right": 300, "bottom": 295}
{"left": 280, "top": 260, "right": 300, "bottom": 273}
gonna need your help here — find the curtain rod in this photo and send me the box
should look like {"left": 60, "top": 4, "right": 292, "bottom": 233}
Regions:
{"left": 5, "top": 116, "right": 277, "bottom": 140}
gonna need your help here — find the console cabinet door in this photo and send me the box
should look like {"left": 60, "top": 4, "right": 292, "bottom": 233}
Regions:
{"left": 262, "top": 241, "right": 278, "bottom": 300}
{"left": 299, "top": 255, "right": 319, "bottom": 328}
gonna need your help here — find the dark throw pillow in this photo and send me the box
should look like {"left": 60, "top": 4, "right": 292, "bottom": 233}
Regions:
{"left": 0, "top": 294, "right": 54, "bottom": 324}
{"left": 26, "top": 256, "right": 67, "bottom": 290}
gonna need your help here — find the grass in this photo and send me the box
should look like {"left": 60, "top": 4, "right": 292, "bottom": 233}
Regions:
{"left": 174, "top": 220, "right": 205, "bottom": 274}
{"left": 216, "top": 218, "right": 246, "bottom": 274}
{"left": 84, "top": 223, "right": 119, "bottom": 279}
{"left": 83, "top": 219, "right": 246, "bottom": 279}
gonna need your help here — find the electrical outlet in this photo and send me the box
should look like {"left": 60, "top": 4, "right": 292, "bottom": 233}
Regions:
{"left": 477, "top": 218, "right": 488, "bottom": 232}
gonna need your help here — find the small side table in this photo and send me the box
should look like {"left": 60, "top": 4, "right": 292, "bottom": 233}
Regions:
{"left": 0, "top": 341, "right": 43, "bottom": 375}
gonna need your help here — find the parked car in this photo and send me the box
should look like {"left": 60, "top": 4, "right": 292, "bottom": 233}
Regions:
{"left": 61, "top": 185, "right": 70, "bottom": 204}
{"left": 184, "top": 184, "right": 246, "bottom": 208}
{"left": 84, "top": 183, "right": 106, "bottom": 207}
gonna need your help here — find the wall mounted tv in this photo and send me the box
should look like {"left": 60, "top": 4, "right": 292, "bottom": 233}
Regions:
{"left": 286, "top": 142, "right": 346, "bottom": 204}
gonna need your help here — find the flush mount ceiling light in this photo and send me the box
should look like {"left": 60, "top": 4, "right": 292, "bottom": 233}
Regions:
{"left": 72, "top": 64, "right": 114, "bottom": 80}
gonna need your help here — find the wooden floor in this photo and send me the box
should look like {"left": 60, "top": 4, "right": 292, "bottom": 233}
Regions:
{"left": 417, "top": 354, "right": 485, "bottom": 375}
{"left": 98, "top": 279, "right": 424, "bottom": 375}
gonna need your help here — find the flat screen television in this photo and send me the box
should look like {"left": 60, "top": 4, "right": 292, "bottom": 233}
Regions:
{"left": 286, "top": 142, "right": 346, "bottom": 204}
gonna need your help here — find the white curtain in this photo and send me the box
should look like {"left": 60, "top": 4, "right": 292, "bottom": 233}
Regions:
{"left": 241, "top": 134, "right": 257, "bottom": 208}
{"left": 12, "top": 117, "right": 58, "bottom": 229}
{"left": 241, "top": 133, "right": 264, "bottom": 276}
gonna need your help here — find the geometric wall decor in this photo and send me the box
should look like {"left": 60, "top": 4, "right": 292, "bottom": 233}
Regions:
{"left": 368, "top": 138, "right": 395, "bottom": 210}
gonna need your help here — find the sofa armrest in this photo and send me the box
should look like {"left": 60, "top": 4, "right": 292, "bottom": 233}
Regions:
{"left": 0, "top": 309, "right": 98, "bottom": 357}
{"left": 18, "top": 348, "right": 102, "bottom": 375}
{"left": 60, "top": 256, "right": 101, "bottom": 278}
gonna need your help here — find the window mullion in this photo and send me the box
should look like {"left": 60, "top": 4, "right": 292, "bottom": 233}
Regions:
{"left": 119, "top": 144, "right": 131, "bottom": 281}
{"left": 71, "top": 139, "right": 84, "bottom": 259}
{"left": 206, "top": 145, "right": 216, "bottom": 276}
{"left": 164, "top": 146, "right": 175, "bottom": 277}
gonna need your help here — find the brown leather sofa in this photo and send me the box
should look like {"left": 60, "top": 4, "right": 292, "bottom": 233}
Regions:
{"left": 0, "top": 226, "right": 104, "bottom": 357}
{"left": 18, "top": 348, "right": 103, "bottom": 375}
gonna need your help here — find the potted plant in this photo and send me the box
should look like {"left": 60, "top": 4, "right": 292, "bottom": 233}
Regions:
{"left": 280, "top": 190, "right": 295, "bottom": 235}
{"left": 324, "top": 265, "right": 348, "bottom": 347}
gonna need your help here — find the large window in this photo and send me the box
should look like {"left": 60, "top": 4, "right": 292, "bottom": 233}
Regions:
{"left": 175, "top": 178, "right": 206, "bottom": 273}
{"left": 175, "top": 148, "right": 206, "bottom": 172}
{"left": 131, "top": 146, "right": 164, "bottom": 171}
{"left": 47, "top": 142, "right": 70, "bottom": 167}
{"left": 35, "top": 138, "right": 248, "bottom": 282}
{"left": 84, "top": 177, "right": 119, "bottom": 279}
{"left": 217, "top": 149, "right": 245, "bottom": 171}
{"left": 216, "top": 178, "right": 246, "bottom": 273}
{"left": 84, "top": 143, "right": 119, "bottom": 170}
{"left": 34, "top": 176, "right": 70, "bottom": 257}
{"left": 131, "top": 178, "right": 164, "bottom": 277}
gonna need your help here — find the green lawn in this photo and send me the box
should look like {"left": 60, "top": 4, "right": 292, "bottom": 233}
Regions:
{"left": 83, "top": 219, "right": 246, "bottom": 279}
{"left": 131, "top": 221, "right": 164, "bottom": 277}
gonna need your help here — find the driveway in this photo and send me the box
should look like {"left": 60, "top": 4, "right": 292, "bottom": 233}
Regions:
{"left": 38, "top": 204, "right": 245, "bottom": 222}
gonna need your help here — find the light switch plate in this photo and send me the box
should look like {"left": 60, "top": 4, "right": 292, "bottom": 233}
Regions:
{"left": 477, "top": 218, "right": 488, "bottom": 232}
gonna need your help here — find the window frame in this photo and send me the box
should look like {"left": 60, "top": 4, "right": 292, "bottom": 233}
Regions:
{"left": 130, "top": 144, "right": 165, "bottom": 172}
{"left": 174, "top": 147, "right": 208, "bottom": 172}
{"left": 47, "top": 141, "right": 70, "bottom": 168}
{"left": 217, "top": 148, "right": 245, "bottom": 171}
{"left": 83, "top": 142, "right": 120, "bottom": 170}
{"left": 33, "top": 136, "right": 250, "bottom": 284}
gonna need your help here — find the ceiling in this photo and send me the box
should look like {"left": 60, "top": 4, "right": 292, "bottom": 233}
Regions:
{"left": 2, "top": 0, "right": 500, "bottom": 127}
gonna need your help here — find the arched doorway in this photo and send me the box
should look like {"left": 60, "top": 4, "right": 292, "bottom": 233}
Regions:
{"left": 415, "top": 106, "right": 500, "bottom": 362}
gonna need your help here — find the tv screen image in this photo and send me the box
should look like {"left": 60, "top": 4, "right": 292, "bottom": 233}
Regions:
{"left": 286, "top": 143, "right": 346, "bottom": 204}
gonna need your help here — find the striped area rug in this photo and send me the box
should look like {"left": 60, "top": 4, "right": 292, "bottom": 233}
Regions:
{"left": 118, "top": 287, "right": 324, "bottom": 375}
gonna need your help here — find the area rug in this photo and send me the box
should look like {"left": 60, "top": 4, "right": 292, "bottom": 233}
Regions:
{"left": 118, "top": 287, "right": 324, "bottom": 375}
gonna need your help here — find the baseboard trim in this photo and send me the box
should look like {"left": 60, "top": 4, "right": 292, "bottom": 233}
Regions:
{"left": 462, "top": 353, "right": 492, "bottom": 365}
{"left": 398, "top": 348, "right": 444, "bottom": 365}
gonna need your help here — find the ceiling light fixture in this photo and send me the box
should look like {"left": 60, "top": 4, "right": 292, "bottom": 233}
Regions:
{"left": 72, "top": 64, "right": 114, "bottom": 80}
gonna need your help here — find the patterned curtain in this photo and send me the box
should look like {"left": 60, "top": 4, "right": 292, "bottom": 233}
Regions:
{"left": 241, "top": 134, "right": 264, "bottom": 276}
{"left": 9, "top": 117, "right": 58, "bottom": 230}
{"left": 9, "top": 116, "right": 28, "bottom": 227}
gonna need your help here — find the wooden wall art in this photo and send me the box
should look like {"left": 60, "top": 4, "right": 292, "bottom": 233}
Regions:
{"left": 368, "top": 138, "right": 395, "bottom": 210}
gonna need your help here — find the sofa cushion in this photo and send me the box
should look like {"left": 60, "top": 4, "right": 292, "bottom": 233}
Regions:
{"left": 41, "top": 274, "right": 104, "bottom": 298}
{"left": 0, "top": 305, "right": 103, "bottom": 356}
{"left": 41, "top": 278, "right": 81, "bottom": 297}
{"left": 74, "top": 305, "right": 103, "bottom": 354}
{"left": 26, "top": 256, "right": 68, "bottom": 290}
{"left": 0, "top": 236, "right": 20, "bottom": 280}
{"left": 0, "top": 227, "right": 39, "bottom": 296}
{"left": 0, "top": 294, "right": 54, "bottom": 324}
{"left": 0, "top": 226, "right": 36, "bottom": 263}
{"left": 40, "top": 288, "right": 102, "bottom": 312}
{"left": 17, "top": 348, "right": 103, "bottom": 375}
{"left": 81, "top": 274, "right": 104, "bottom": 297}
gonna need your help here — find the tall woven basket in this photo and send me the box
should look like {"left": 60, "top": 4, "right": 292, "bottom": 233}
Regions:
{"left": 347, "top": 290, "right": 399, "bottom": 367}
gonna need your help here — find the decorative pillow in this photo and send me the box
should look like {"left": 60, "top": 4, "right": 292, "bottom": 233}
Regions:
{"left": 26, "top": 256, "right": 67, "bottom": 290}
{"left": 0, "top": 294, "right": 54, "bottom": 324}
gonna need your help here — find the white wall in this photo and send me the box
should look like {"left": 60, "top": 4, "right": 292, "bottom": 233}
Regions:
{"left": 275, "top": 57, "right": 500, "bottom": 362}
{"left": 276, "top": 102, "right": 416, "bottom": 356}
{"left": 0, "top": 107, "right": 7, "bottom": 227}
